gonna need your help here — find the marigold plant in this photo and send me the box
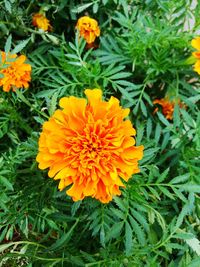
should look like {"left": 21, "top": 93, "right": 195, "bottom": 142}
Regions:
{"left": 32, "top": 13, "right": 52, "bottom": 32}
{"left": 153, "top": 97, "right": 185, "bottom": 120}
{"left": 76, "top": 16, "right": 100, "bottom": 44}
{"left": 36, "top": 89, "right": 144, "bottom": 203}
{"left": 191, "top": 36, "right": 200, "bottom": 74}
{"left": 0, "top": 51, "right": 31, "bottom": 92}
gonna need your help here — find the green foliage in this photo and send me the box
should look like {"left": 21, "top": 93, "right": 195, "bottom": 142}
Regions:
{"left": 0, "top": 0, "right": 200, "bottom": 266}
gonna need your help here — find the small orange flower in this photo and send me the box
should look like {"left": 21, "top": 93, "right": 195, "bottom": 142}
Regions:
{"left": 0, "top": 51, "right": 31, "bottom": 92}
{"left": 76, "top": 16, "right": 100, "bottom": 44}
{"left": 191, "top": 36, "right": 200, "bottom": 74}
{"left": 153, "top": 98, "right": 184, "bottom": 120}
{"left": 36, "top": 89, "right": 144, "bottom": 203}
{"left": 32, "top": 13, "right": 52, "bottom": 31}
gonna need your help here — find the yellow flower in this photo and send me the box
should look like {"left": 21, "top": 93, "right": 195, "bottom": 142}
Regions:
{"left": 153, "top": 97, "right": 185, "bottom": 120}
{"left": 36, "top": 89, "right": 144, "bottom": 203}
{"left": 76, "top": 16, "right": 100, "bottom": 44}
{"left": 191, "top": 36, "right": 200, "bottom": 74}
{"left": 32, "top": 13, "right": 52, "bottom": 32}
{"left": 194, "top": 60, "right": 200, "bottom": 74}
{"left": 191, "top": 37, "right": 200, "bottom": 51}
{"left": 0, "top": 51, "right": 31, "bottom": 92}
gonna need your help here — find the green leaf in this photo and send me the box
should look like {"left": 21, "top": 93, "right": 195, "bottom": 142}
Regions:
{"left": 156, "top": 168, "right": 169, "bottom": 183}
{"left": 71, "top": 3, "right": 93, "bottom": 13}
{"left": 173, "top": 104, "right": 180, "bottom": 128}
{"left": 180, "top": 109, "right": 195, "bottom": 128}
{"left": 4, "top": 34, "right": 12, "bottom": 53}
{"left": 179, "top": 184, "right": 200, "bottom": 193}
{"left": 129, "top": 215, "right": 145, "bottom": 245}
{"left": 125, "top": 221, "right": 133, "bottom": 255}
{"left": 159, "top": 186, "right": 175, "bottom": 200}
{"left": 49, "top": 219, "right": 79, "bottom": 250}
{"left": 146, "top": 118, "right": 152, "bottom": 138}
{"left": 187, "top": 257, "right": 200, "bottom": 267}
{"left": 157, "top": 112, "right": 170, "bottom": 126}
{"left": 49, "top": 91, "right": 59, "bottom": 116}
{"left": 107, "top": 222, "right": 124, "bottom": 240}
{"left": 155, "top": 123, "right": 162, "bottom": 143}
{"left": 4, "top": 0, "right": 11, "bottom": 13}
{"left": 0, "top": 176, "right": 13, "bottom": 191}
{"left": 170, "top": 173, "right": 190, "bottom": 184}
{"left": 175, "top": 204, "right": 191, "bottom": 229}
{"left": 186, "top": 237, "right": 200, "bottom": 255}
{"left": 11, "top": 38, "right": 30, "bottom": 54}
{"left": 140, "top": 100, "right": 147, "bottom": 117}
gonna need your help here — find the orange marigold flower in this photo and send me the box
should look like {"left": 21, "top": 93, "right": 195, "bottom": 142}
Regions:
{"left": 36, "top": 89, "right": 144, "bottom": 203}
{"left": 32, "top": 13, "right": 52, "bottom": 31}
{"left": 0, "top": 51, "right": 31, "bottom": 92}
{"left": 153, "top": 98, "right": 184, "bottom": 120}
{"left": 76, "top": 16, "right": 100, "bottom": 44}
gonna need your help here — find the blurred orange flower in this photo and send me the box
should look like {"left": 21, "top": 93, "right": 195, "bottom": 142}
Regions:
{"left": 32, "top": 13, "right": 52, "bottom": 31}
{"left": 36, "top": 89, "right": 144, "bottom": 203}
{"left": 153, "top": 97, "right": 184, "bottom": 120}
{"left": 191, "top": 36, "right": 200, "bottom": 74}
{"left": 76, "top": 16, "right": 100, "bottom": 44}
{"left": 0, "top": 51, "right": 31, "bottom": 92}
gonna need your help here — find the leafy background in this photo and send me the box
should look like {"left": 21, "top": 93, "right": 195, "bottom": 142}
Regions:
{"left": 0, "top": 0, "right": 200, "bottom": 266}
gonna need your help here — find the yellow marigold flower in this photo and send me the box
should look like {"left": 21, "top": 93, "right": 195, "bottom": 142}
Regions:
{"left": 0, "top": 51, "right": 31, "bottom": 92}
{"left": 191, "top": 36, "right": 200, "bottom": 74}
{"left": 36, "top": 89, "right": 144, "bottom": 203}
{"left": 153, "top": 98, "right": 184, "bottom": 120}
{"left": 32, "top": 13, "right": 52, "bottom": 32}
{"left": 76, "top": 16, "right": 100, "bottom": 44}
{"left": 191, "top": 36, "right": 200, "bottom": 51}
{"left": 194, "top": 60, "right": 200, "bottom": 74}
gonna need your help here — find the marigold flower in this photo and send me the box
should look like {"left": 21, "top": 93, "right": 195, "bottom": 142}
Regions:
{"left": 153, "top": 97, "right": 184, "bottom": 120}
{"left": 0, "top": 51, "right": 31, "bottom": 92}
{"left": 36, "top": 89, "right": 144, "bottom": 203}
{"left": 191, "top": 36, "right": 200, "bottom": 74}
{"left": 194, "top": 60, "right": 200, "bottom": 74}
{"left": 191, "top": 37, "right": 200, "bottom": 51}
{"left": 76, "top": 16, "right": 100, "bottom": 44}
{"left": 32, "top": 13, "right": 52, "bottom": 31}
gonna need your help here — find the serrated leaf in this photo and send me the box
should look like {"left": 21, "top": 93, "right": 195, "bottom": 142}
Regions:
{"left": 71, "top": 3, "right": 93, "bottom": 13}
{"left": 186, "top": 237, "right": 200, "bottom": 256}
{"left": 130, "top": 209, "right": 149, "bottom": 231}
{"left": 4, "top": 0, "right": 11, "bottom": 13}
{"left": 170, "top": 173, "right": 190, "bottom": 184}
{"left": 157, "top": 112, "right": 170, "bottom": 126}
{"left": 159, "top": 186, "right": 175, "bottom": 200}
{"left": 49, "top": 219, "right": 79, "bottom": 250}
{"left": 107, "top": 222, "right": 124, "bottom": 240}
{"left": 175, "top": 204, "right": 191, "bottom": 229}
{"left": 146, "top": 118, "right": 152, "bottom": 138}
{"left": 173, "top": 104, "right": 180, "bottom": 128}
{"left": 180, "top": 109, "right": 195, "bottom": 128}
{"left": 4, "top": 35, "right": 12, "bottom": 53}
{"left": 11, "top": 38, "right": 30, "bottom": 54}
{"left": 125, "top": 221, "right": 133, "bottom": 255}
{"left": 179, "top": 184, "right": 200, "bottom": 193}
{"left": 129, "top": 215, "right": 145, "bottom": 245}
{"left": 140, "top": 100, "right": 147, "bottom": 117}
{"left": 157, "top": 168, "right": 169, "bottom": 183}
{"left": 0, "top": 176, "right": 13, "bottom": 191}
{"left": 155, "top": 123, "right": 162, "bottom": 143}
